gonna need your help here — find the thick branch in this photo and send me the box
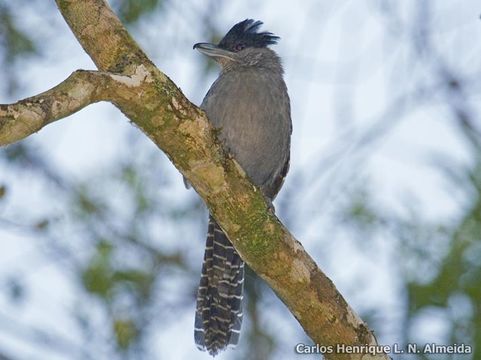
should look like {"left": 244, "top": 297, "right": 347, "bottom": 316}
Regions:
{"left": 56, "top": 0, "right": 151, "bottom": 72}
{"left": 0, "top": 1, "right": 390, "bottom": 359}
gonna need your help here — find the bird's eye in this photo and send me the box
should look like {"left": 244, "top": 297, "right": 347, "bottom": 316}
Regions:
{"left": 234, "top": 43, "right": 245, "bottom": 52}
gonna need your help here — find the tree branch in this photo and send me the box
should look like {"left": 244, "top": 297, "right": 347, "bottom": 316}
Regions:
{"left": 1, "top": 70, "right": 112, "bottom": 145}
{"left": 0, "top": 1, "right": 389, "bottom": 358}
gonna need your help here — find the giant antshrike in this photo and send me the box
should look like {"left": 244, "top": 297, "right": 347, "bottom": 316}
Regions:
{"left": 192, "top": 19, "right": 292, "bottom": 356}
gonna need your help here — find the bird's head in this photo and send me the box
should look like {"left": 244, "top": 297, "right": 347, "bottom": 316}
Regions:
{"left": 193, "top": 19, "right": 280, "bottom": 69}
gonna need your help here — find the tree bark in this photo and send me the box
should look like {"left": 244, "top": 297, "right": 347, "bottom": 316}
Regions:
{"left": 0, "top": 1, "right": 389, "bottom": 359}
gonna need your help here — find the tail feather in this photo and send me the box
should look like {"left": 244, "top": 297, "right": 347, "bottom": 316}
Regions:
{"left": 195, "top": 216, "right": 244, "bottom": 356}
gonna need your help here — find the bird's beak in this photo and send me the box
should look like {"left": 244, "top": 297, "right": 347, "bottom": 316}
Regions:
{"left": 193, "top": 43, "right": 235, "bottom": 61}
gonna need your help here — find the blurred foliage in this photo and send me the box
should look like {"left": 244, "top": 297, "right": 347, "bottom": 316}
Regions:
{"left": 404, "top": 159, "right": 481, "bottom": 360}
{"left": 111, "top": 0, "right": 163, "bottom": 25}
{"left": 0, "top": 5, "right": 35, "bottom": 61}
{"left": 114, "top": 318, "right": 138, "bottom": 350}
{"left": 340, "top": 156, "right": 481, "bottom": 359}
{"left": 5, "top": 276, "right": 25, "bottom": 304}
{"left": 82, "top": 240, "right": 116, "bottom": 298}
{"left": 0, "top": 3, "right": 37, "bottom": 94}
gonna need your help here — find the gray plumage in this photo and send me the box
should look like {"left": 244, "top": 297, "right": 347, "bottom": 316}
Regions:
{"left": 193, "top": 19, "right": 292, "bottom": 356}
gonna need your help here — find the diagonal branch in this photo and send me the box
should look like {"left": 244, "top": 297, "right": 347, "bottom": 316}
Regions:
{"left": 0, "top": 1, "right": 390, "bottom": 359}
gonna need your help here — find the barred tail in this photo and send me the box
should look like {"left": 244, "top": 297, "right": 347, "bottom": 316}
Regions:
{"left": 194, "top": 216, "right": 244, "bottom": 356}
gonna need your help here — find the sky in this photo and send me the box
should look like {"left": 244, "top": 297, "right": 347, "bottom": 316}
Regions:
{"left": 0, "top": 0, "right": 480, "bottom": 359}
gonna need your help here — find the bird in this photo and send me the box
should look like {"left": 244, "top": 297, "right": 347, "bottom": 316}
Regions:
{"left": 192, "top": 19, "right": 292, "bottom": 356}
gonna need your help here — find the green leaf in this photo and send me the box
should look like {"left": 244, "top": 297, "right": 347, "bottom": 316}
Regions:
{"left": 0, "top": 185, "right": 6, "bottom": 200}
{"left": 81, "top": 241, "right": 114, "bottom": 298}
{"left": 113, "top": 318, "right": 138, "bottom": 350}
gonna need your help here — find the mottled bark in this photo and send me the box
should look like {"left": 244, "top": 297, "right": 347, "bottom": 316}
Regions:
{"left": 0, "top": 69, "right": 138, "bottom": 145}
{"left": 0, "top": 1, "right": 389, "bottom": 359}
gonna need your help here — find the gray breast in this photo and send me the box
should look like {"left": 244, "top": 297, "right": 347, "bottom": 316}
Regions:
{"left": 201, "top": 68, "right": 291, "bottom": 197}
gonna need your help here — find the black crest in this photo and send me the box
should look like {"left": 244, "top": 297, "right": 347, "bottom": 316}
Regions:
{"left": 218, "top": 19, "right": 280, "bottom": 52}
